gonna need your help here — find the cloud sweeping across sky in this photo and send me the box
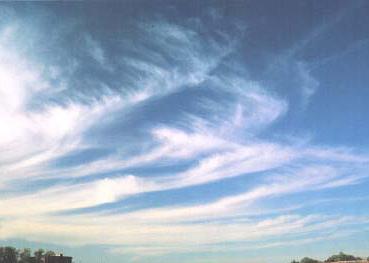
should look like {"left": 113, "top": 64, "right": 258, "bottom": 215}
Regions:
{"left": 1, "top": 1, "right": 369, "bottom": 263}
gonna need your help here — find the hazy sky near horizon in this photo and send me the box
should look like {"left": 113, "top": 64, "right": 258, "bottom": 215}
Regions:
{"left": 1, "top": 1, "right": 369, "bottom": 263}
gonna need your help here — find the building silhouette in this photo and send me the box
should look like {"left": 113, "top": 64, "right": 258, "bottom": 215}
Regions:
{"left": 44, "top": 254, "right": 72, "bottom": 263}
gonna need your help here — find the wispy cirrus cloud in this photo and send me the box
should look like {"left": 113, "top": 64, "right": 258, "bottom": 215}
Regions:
{"left": 0, "top": 3, "right": 369, "bottom": 262}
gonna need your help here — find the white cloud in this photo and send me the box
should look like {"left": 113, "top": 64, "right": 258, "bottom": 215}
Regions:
{"left": 1, "top": 212, "right": 366, "bottom": 256}
{"left": 0, "top": 175, "right": 157, "bottom": 217}
{"left": 84, "top": 34, "right": 106, "bottom": 65}
{"left": 0, "top": 11, "right": 368, "bottom": 261}
{"left": 96, "top": 166, "right": 341, "bottom": 224}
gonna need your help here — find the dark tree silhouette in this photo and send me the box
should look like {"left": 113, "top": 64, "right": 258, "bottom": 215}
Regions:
{"left": 0, "top": 247, "right": 18, "bottom": 263}
{"left": 18, "top": 249, "right": 31, "bottom": 263}
{"left": 325, "top": 252, "right": 361, "bottom": 262}
{"left": 0, "top": 248, "right": 56, "bottom": 263}
{"left": 301, "top": 257, "right": 321, "bottom": 263}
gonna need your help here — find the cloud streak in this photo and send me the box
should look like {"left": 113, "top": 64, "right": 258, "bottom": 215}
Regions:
{"left": 0, "top": 4, "right": 368, "bottom": 262}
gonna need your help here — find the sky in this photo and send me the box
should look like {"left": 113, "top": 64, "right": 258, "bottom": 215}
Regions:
{"left": 0, "top": 1, "right": 369, "bottom": 263}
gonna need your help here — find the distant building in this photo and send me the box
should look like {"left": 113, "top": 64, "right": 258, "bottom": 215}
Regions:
{"left": 29, "top": 253, "right": 72, "bottom": 263}
{"left": 45, "top": 254, "right": 72, "bottom": 263}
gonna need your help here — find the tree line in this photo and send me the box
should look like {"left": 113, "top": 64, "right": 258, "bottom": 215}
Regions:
{"left": 291, "top": 252, "right": 369, "bottom": 263}
{"left": 0, "top": 247, "right": 57, "bottom": 263}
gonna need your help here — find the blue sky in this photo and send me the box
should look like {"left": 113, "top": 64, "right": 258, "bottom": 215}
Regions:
{"left": 1, "top": 1, "right": 369, "bottom": 263}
